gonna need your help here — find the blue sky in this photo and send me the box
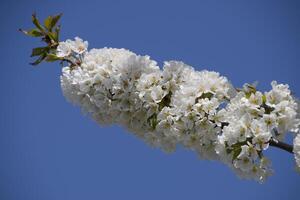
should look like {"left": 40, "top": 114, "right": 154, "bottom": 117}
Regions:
{"left": 1, "top": 0, "right": 300, "bottom": 199}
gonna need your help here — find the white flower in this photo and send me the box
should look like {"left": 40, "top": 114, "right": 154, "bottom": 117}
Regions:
{"left": 252, "top": 132, "right": 272, "bottom": 151}
{"left": 150, "top": 86, "right": 166, "bottom": 103}
{"left": 246, "top": 142, "right": 259, "bottom": 160}
{"left": 198, "top": 97, "right": 219, "bottom": 114}
{"left": 248, "top": 91, "right": 263, "bottom": 106}
{"left": 69, "top": 37, "right": 88, "bottom": 54}
{"left": 210, "top": 109, "right": 226, "bottom": 127}
{"left": 263, "top": 114, "right": 277, "bottom": 130}
{"left": 234, "top": 145, "right": 254, "bottom": 172}
{"left": 293, "top": 134, "right": 300, "bottom": 170}
{"left": 56, "top": 41, "right": 72, "bottom": 57}
{"left": 265, "top": 81, "right": 291, "bottom": 106}
{"left": 250, "top": 119, "right": 267, "bottom": 136}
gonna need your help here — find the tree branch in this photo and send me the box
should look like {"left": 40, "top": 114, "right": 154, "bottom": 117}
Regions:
{"left": 269, "top": 138, "right": 294, "bottom": 154}
{"left": 220, "top": 122, "right": 294, "bottom": 154}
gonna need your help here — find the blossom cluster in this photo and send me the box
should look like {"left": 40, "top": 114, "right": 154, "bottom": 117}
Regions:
{"left": 216, "top": 82, "right": 300, "bottom": 181}
{"left": 56, "top": 37, "right": 88, "bottom": 64}
{"left": 294, "top": 134, "right": 300, "bottom": 172}
{"left": 59, "top": 37, "right": 300, "bottom": 182}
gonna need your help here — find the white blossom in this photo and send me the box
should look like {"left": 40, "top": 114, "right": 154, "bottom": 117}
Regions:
{"left": 294, "top": 134, "right": 300, "bottom": 170}
{"left": 59, "top": 37, "right": 300, "bottom": 182}
{"left": 56, "top": 41, "right": 72, "bottom": 57}
{"left": 234, "top": 145, "right": 254, "bottom": 172}
{"left": 252, "top": 132, "right": 272, "bottom": 151}
{"left": 69, "top": 37, "right": 88, "bottom": 54}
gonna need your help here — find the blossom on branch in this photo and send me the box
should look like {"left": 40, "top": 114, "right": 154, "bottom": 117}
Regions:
{"left": 294, "top": 134, "right": 300, "bottom": 171}
{"left": 59, "top": 38, "right": 300, "bottom": 182}
{"left": 21, "top": 14, "right": 300, "bottom": 183}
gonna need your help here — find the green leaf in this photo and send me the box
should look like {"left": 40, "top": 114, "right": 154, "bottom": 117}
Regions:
{"left": 262, "top": 95, "right": 267, "bottom": 104}
{"left": 19, "top": 28, "right": 43, "bottom": 37}
{"left": 30, "top": 54, "right": 47, "bottom": 66}
{"left": 200, "top": 92, "right": 213, "bottom": 99}
{"left": 45, "top": 54, "right": 62, "bottom": 62}
{"left": 21, "top": 13, "right": 64, "bottom": 66}
{"left": 158, "top": 92, "right": 172, "bottom": 111}
{"left": 54, "top": 25, "right": 61, "bottom": 41}
{"left": 44, "top": 14, "right": 62, "bottom": 31}
{"left": 147, "top": 114, "right": 158, "bottom": 130}
{"left": 226, "top": 148, "right": 232, "bottom": 154}
{"left": 47, "top": 32, "right": 57, "bottom": 42}
{"left": 262, "top": 103, "right": 275, "bottom": 114}
{"left": 51, "top": 14, "right": 62, "bottom": 28}
{"left": 32, "top": 13, "right": 45, "bottom": 32}
{"left": 31, "top": 47, "right": 48, "bottom": 57}
{"left": 44, "top": 16, "right": 53, "bottom": 30}
{"left": 232, "top": 146, "right": 242, "bottom": 161}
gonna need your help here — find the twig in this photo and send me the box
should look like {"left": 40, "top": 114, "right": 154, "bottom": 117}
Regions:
{"left": 269, "top": 138, "right": 294, "bottom": 154}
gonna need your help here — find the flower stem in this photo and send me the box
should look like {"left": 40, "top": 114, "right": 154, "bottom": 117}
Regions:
{"left": 62, "top": 58, "right": 78, "bottom": 66}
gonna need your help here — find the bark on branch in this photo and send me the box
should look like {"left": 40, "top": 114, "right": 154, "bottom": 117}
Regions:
{"left": 269, "top": 138, "right": 294, "bottom": 154}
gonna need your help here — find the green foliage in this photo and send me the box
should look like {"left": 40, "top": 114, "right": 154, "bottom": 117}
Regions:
{"left": 158, "top": 92, "right": 172, "bottom": 111}
{"left": 232, "top": 145, "right": 242, "bottom": 161}
{"left": 45, "top": 54, "right": 62, "bottom": 62}
{"left": 226, "top": 140, "right": 248, "bottom": 161}
{"left": 30, "top": 53, "right": 47, "bottom": 66}
{"left": 44, "top": 14, "right": 62, "bottom": 31}
{"left": 19, "top": 29, "right": 43, "bottom": 37}
{"left": 195, "top": 92, "right": 214, "bottom": 103}
{"left": 148, "top": 114, "right": 158, "bottom": 131}
{"left": 20, "top": 13, "right": 63, "bottom": 66}
{"left": 30, "top": 47, "right": 49, "bottom": 57}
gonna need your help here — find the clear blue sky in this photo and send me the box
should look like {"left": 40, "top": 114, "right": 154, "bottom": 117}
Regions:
{"left": 1, "top": 0, "right": 300, "bottom": 199}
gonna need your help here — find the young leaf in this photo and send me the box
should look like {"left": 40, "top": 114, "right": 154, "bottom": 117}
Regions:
{"left": 232, "top": 146, "right": 242, "bottom": 161}
{"left": 31, "top": 47, "right": 48, "bottom": 57}
{"left": 262, "top": 95, "right": 267, "bottom": 104}
{"left": 32, "top": 13, "right": 45, "bottom": 32}
{"left": 30, "top": 54, "right": 47, "bottom": 66}
{"left": 45, "top": 54, "right": 62, "bottom": 62}
{"left": 21, "top": 13, "right": 64, "bottom": 66}
{"left": 44, "top": 14, "right": 62, "bottom": 31}
{"left": 19, "top": 28, "right": 43, "bottom": 37}
{"left": 44, "top": 16, "right": 53, "bottom": 30}
{"left": 51, "top": 14, "right": 62, "bottom": 28}
{"left": 47, "top": 32, "right": 57, "bottom": 42}
{"left": 54, "top": 25, "right": 61, "bottom": 41}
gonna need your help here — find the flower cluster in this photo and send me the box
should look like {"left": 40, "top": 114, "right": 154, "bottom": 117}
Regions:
{"left": 216, "top": 82, "right": 300, "bottom": 182}
{"left": 294, "top": 134, "right": 300, "bottom": 171}
{"left": 59, "top": 37, "right": 300, "bottom": 182}
{"left": 56, "top": 37, "right": 88, "bottom": 65}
